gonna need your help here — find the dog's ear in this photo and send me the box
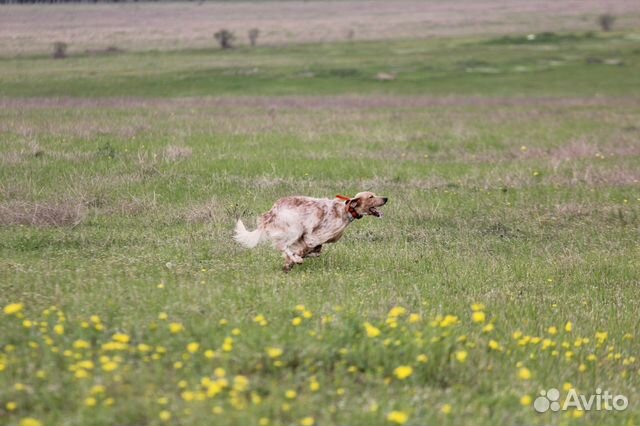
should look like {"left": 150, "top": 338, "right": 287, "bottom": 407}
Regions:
{"left": 348, "top": 197, "right": 361, "bottom": 207}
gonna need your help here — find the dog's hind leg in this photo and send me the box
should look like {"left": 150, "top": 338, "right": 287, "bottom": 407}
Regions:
{"left": 274, "top": 238, "right": 304, "bottom": 273}
{"left": 306, "top": 245, "right": 323, "bottom": 258}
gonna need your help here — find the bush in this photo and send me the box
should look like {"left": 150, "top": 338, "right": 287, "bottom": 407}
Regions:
{"left": 598, "top": 14, "right": 615, "bottom": 32}
{"left": 214, "top": 29, "right": 235, "bottom": 49}
{"left": 248, "top": 28, "right": 260, "bottom": 47}
{"left": 52, "top": 42, "right": 67, "bottom": 59}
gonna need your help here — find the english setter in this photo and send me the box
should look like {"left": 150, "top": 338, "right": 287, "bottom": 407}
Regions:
{"left": 234, "top": 192, "right": 388, "bottom": 272}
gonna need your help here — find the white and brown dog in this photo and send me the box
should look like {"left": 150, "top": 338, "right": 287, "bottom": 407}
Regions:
{"left": 234, "top": 192, "right": 388, "bottom": 272}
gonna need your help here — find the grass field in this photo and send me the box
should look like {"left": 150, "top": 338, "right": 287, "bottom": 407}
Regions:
{"left": 1, "top": 2, "right": 640, "bottom": 426}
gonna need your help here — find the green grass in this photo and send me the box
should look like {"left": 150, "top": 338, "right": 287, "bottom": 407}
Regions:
{"left": 1, "top": 30, "right": 640, "bottom": 426}
{"left": 1, "top": 32, "right": 640, "bottom": 97}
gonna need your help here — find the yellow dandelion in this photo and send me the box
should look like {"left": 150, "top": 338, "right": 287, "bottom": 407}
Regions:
{"left": 572, "top": 409, "right": 585, "bottom": 419}
{"left": 90, "top": 385, "right": 106, "bottom": 395}
{"left": 6, "top": 401, "right": 17, "bottom": 411}
{"left": 102, "top": 361, "right": 118, "bottom": 372}
{"left": 259, "top": 418, "right": 270, "bottom": 426}
{"left": 85, "top": 397, "right": 97, "bottom": 407}
{"left": 53, "top": 324, "right": 64, "bottom": 335}
{"left": 363, "top": 322, "right": 381, "bottom": 338}
{"left": 73, "top": 339, "right": 91, "bottom": 350}
{"left": 548, "top": 326, "right": 558, "bottom": 335}
{"left": 441, "top": 404, "right": 452, "bottom": 414}
{"left": 19, "top": 418, "right": 42, "bottom": 426}
{"left": 4, "top": 303, "right": 24, "bottom": 315}
{"left": 471, "top": 303, "right": 485, "bottom": 311}
{"left": 387, "top": 411, "right": 409, "bottom": 424}
{"left": 518, "top": 367, "right": 532, "bottom": 380}
{"left": 388, "top": 306, "right": 407, "bottom": 318}
{"left": 565, "top": 321, "right": 573, "bottom": 333}
{"left": 285, "top": 389, "right": 297, "bottom": 399}
{"left": 186, "top": 342, "right": 200, "bottom": 353}
{"left": 310, "top": 379, "right": 320, "bottom": 392}
{"left": 169, "top": 323, "right": 184, "bottom": 334}
{"left": 471, "top": 311, "right": 486, "bottom": 323}
{"left": 112, "top": 333, "right": 130, "bottom": 343}
{"left": 416, "top": 354, "right": 429, "bottom": 363}
{"left": 233, "top": 375, "right": 249, "bottom": 392}
{"left": 300, "top": 417, "right": 315, "bottom": 426}
{"left": 455, "top": 351, "right": 468, "bottom": 363}
{"left": 482, "top": 323, "right": 495, "bottom": 333}
{"left": 204, "top": 349, "right": 216, "bottom": 359}
{"left": 159, "top": 410, "right": 172, "bottom": 421}
{"left": 393, "top": 365, "right": 413, "bottom": 380}
{"left": 520, "top": 395, "right": 532, "bottom": 406}
{"left": 266, "top": 347, "right": 283, "bottom": 359}
{"left": 292, "top": 317, "right": 303, "bottom": 326}
{"left": 137, "top": 343, "right": 152, "bottom": 353}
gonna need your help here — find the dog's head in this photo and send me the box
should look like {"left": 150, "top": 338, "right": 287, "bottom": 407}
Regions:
{"left": 349, "top": 192, "right": 388, "bottom": 218}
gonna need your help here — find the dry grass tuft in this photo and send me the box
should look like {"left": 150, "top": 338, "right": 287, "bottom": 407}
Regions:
{"left": 183, "top": 199, "right": 222, "bottom": 224}
{"left": 0, "top": 199, "right": 87, "bottom": 227}
{"left": 163, "top": 145, "right": 193, "bottom": 162}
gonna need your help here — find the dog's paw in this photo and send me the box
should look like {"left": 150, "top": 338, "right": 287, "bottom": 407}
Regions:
{"left": 291, "top": 254, "right": 304, "bottom": 264}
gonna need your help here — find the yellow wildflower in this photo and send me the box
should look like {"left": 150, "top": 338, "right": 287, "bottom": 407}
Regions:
{"left": 416, "top": 354, "right": 429, "bottom": 363}
{"left": 388, "top": 306, "right": 407, "bottom": 318}
{"left": 19, "top": 418, "right": 42, "bottom": 426}
{"left": 169, "top": 323, "right": 184, "bottom": 334}
{"left": 387, "top": 411, "right": 409, "bottom": 424}
{"left": 285, "top": 389, "right": 297, "bottom": 399}
{"left": 518, "top": 367, "right": 532, "bottom": 380}
{"left": 4, "top": 303, "right": 24, "bottom": 315}
{"left": 393, "top": 365, "right": 413, "bottom": 380}
{"left": 471, "top": 311, "right": 486, "bottom": 323}
{"left": 364, "top": 322, "right": 381, "bottom": 338}
{"left": 266, "top": 347, "right": 283, "bottom": 358}
{"left": 455, "top": 351, "right": 468, "bottom": 363}
{"left": 112, "top": 333, "right": 130, "bottom": 344}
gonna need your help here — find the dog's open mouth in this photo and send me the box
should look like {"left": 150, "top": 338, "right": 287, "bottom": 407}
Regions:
{"left": 368, "top": 207, "right": 383, "bottom": 218}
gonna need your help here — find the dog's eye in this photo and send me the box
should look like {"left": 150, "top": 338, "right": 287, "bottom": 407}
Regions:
{"left": 369, "top": 195, "right": 374, "bottom": 198}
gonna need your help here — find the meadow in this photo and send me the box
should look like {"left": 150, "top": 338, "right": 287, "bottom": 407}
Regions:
{"left": 1, "top": 1, "right": 640, "bottom": 426}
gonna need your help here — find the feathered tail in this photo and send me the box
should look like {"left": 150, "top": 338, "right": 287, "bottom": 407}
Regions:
{"left": 233, "top": 219, "right": 264, "bottom": 248}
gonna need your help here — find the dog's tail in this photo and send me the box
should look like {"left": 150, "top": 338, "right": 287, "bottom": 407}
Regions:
{"left": 234, "top": 219, "right": 264, "bottom": 248}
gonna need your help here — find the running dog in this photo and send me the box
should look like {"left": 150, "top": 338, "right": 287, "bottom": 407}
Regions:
{"left": 234, "top": 191, "right": 388, "bottom": 272}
